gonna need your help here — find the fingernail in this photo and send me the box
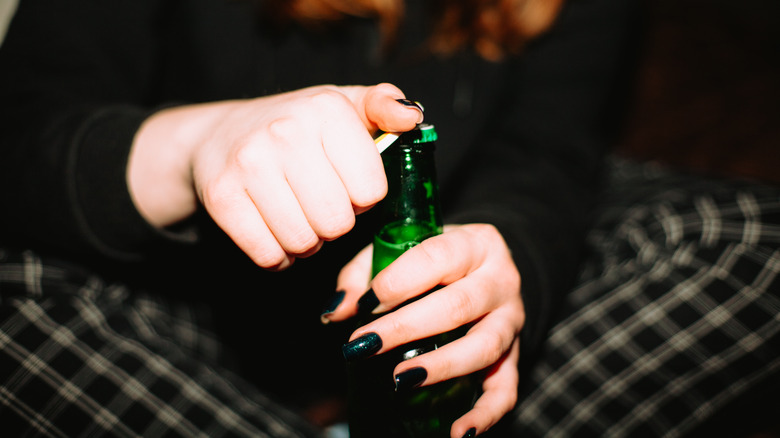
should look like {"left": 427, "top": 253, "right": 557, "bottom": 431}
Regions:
{"left": 396, "top": 98, "right": 425, "bottom": 123}
{"left": 396, "top": 98, "right": 424, "bottom": 112}
{"left": 356, "top": 288, "right": 380, "bottom": 315}
{"left": 342, "top": 332, "right": 382, "bottom": 361}
{"left": 320, "top": 290, "right": 345, "bottom": 324}
{"left": 462, "top": 427, "right": 477, "bottom": 438}
{"left": 394, "top": 367, "right": 427, "bottom": 391}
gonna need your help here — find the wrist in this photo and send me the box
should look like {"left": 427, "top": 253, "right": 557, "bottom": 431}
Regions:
{"left": 127, "top": 101, "right": 234, "bottom": 227}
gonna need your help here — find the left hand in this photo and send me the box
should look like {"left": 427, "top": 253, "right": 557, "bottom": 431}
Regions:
{"left": 128, "top": 84, "right": 422, "bottom": 270}
{"left": 325, "top": 223, "right": 524, "bottom": 438}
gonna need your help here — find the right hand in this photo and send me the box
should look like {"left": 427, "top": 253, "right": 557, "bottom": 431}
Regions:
{"left": 127, "top": 83, "right": 423, "bottom": 270}
{"left": 328, "top": 224, "right": 524, "bottom": 438}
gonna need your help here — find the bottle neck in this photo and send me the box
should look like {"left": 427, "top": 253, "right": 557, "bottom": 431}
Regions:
{"left": 381, "top": 141, "right": 441, "bottom": 229}
{"left": 372, "top": 133, "right": 442, "bottom": 278}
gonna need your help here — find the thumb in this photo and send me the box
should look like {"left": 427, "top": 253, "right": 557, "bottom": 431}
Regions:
{"left": 341, "top": 83, "right": 424, "bottom": 133}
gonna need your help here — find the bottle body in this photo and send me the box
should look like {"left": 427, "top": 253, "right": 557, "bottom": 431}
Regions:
{"left": 348, "top": 124, "right": 479, "bottom": 438}
{"left": 347, "top": 328, "right": 478, "bottom": 438}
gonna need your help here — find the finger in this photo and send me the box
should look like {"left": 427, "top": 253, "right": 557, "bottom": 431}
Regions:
{"left": 370, "top": 227, "right": 481, "bottom": 312}
{"left": 293, "top": 239, "right": 325, "bottom": 259}
{"left": 250, "top": 178, "right": 321, "bottom": 255}
{"left": 354, "top": 273, "right": 497, "bottom": 354}
{"left": 372, "top": 224, "right": 517, "bottom": 313}
{"left": 391, "top": 305, "right": 521, "bottom": 387}
{"left": 341, "top": 83, "right": 424, "bottom": 133}
{"left": 317, "top": 93, "right": 388, "bottom": 210}
{"left": 281, "top": 125, "right": 357, "bottom": 240}
{"left": 201, "top": 176, "right": 293, "bottom": 270}
{"left": 239, "top": 144, "right": 322, "bottom": 255}
{"left": 322, "top": 244, "right": 374, "bottom": 323}
{"left": 450, "top": 338, "right": 521, "bottom": 438}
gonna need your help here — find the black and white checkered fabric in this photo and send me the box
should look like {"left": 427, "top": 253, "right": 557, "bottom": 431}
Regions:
{"left": 0, "top": 251, "right": 322, "bottom": 437}
{"left": 3, "top": 158, "right": 778, "bottom": 438}
{"left": 509, "top": 158, "right": 780, "bottom": 437}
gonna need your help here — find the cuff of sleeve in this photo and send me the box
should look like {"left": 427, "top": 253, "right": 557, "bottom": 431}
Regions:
{"left": 70, "top": 106, "right": 197, "bottom": 261}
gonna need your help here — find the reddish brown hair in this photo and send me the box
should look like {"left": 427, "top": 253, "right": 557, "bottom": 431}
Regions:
{"left": 265, "top": 0, "right": 565, "bottom": 60}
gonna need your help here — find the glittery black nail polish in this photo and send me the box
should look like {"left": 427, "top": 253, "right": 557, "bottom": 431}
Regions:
{"left": 342, "top": 332, "right": 382, "bottom": 361}
{"left": 462, "top": 427, "right": 477, "bottom": 438}
{"left": 394, "top": 367, "right": 427, "bottom": 391}
{"left": 320, "top": 290, "right": 345, "bottom": 323}
{"left": 356, "top": 288, "right": 380, "bottom": 315}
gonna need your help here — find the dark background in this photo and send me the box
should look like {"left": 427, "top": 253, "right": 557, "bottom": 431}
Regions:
{"left": 617, "top": 0, "right": 780, "bottom": 185}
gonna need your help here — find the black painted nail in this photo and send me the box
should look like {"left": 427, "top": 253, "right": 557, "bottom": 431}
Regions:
{"left": 396, "top": 98, "right": 424, "bottom": 112}
{"left": 342, "top": 332, "right": 382, "bottom": 361}
{"left": 395, "top": 99, "right": 425, "bottom": 123}
{"left": 462, "top": 427, "right": 477, "bottom": 438}
{"left": 320, "top": 290, "right": 345, "bottom": 324}
{"left": 394, "top": 367, "right": 427, "bottom": 391}
{"left": 356, "top": 288, "right": 380, "bottom": 315}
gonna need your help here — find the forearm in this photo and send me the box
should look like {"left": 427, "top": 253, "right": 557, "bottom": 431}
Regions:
{"left": 0, "top": 103, "right": 176, "bottom": 259}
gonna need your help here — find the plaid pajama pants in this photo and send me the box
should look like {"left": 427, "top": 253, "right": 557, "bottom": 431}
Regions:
{"left": 0, "top": 251, "right": 323, "bottom": 437}
{"left": 507, "top": 158, "right": 780, "bottom": 437}
{"left": 2, "top": 158, "right": 778, "bottom": 438}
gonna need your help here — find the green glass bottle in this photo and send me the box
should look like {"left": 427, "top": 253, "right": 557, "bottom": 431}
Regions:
{"left": 347, "top": 124, "right": 480, "bottom": 438}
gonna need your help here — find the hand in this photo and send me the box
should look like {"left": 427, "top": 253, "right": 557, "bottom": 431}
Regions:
{"left": 326, "top": 224, "right": 524, "bottom": 438}
{"left": 127, "top": 83, "right": 423, "bottom": 270}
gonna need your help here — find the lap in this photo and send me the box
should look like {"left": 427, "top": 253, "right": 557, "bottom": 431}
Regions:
{"left": 0, "top": 249, "right": 322, "bottom": 438}
{"left": 506, "top": 158, "right": 780, "bottom": 437}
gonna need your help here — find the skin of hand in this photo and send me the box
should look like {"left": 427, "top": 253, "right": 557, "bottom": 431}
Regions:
{"left": 127, "top": 83, "right": 423, "bottom": 270}
{"left": 328, "top": 223, "right": 525, "bottom": 438}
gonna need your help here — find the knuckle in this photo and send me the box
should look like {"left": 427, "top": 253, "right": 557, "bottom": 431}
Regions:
{"left": 200, "top": 176, "right": 235, "bottom": 211}
{"left": 447, "top": 290, "right": 478, "bottom": 327}
{"left": 479, "top": 331, "right": 507, "bottom": 365}
{"left": 386, "top": 315, "right": 414, "bottom": 345}
{"left": 351, "top": 179, "right": 387, "bottom": 208}
{"left": 371, "top": 82, "right": 402, "bottom": 98}
{"left": 232, "top": 138, "right": 264, "bottom": 173}
{"left": 316, "top": 211, "right": 355, "bottom": 240}
{"left": 266, "top": 116, "right": 297, "bottom": 142}
{"left": 307, "top": 88, "right": 349, "bottom": 112}
{"left": 284, "top": 227, "right": 320, "bottom": 254}
{"left": 457, "top": 222, "right": 484, "bottom": 239}
{"left": 500, "top": 387, "right": 519, "bottom": 412}
{"left": 252, "top": 249, "right": 288, "bottom": 269}
{"left": 417, "top": 236, "right": 452, "bottom": 266}
{"left": 436, "top": 355, "right": 456, "bottom": 380}
{"left": 470, "top": 222, "right": 499, "bottom": 237}
{"left": 466, "top": 224, "right": 503, "bottom": 254}
{"left": 495, "top": 269, "right": 522, "bottom": 305}
{"left": 511, "top": 299, "right": 526, "bottom": 331}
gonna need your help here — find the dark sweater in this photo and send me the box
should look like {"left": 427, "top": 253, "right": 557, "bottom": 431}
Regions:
{"left": 0, "top": 0, "right": 638, "bottom": 371}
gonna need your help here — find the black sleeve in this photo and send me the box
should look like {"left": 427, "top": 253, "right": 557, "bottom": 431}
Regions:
{"left": 0, "top": 0, "right": 188, "bottom": 261}
{"left": 444, "top": 0, "right": 641, "bottom": 358}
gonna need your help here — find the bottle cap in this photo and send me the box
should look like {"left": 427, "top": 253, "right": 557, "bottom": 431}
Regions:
{"left": 413, "top": 124, "right": 438, "bottom": 143}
